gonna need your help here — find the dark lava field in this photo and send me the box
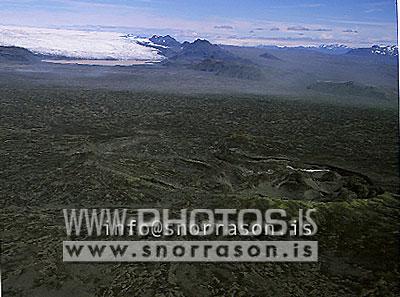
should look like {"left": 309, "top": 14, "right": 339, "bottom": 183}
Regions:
{"left": 1, "top": 87, "right": 399, "bottom": 296}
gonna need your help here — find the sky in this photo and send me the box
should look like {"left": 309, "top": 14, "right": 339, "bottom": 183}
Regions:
{"left": 0, "top": 0, "right": 398, "bottom": 47}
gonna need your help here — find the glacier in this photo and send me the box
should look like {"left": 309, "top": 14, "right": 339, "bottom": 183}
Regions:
{"left": 0, "top": 25, "right": 164, "bottom": 61}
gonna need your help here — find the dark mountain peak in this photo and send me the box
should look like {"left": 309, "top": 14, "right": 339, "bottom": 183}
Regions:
{"left": 182, "top": 39, "right": 217, "bottom": 50}
{"left": 165, "top": 39, "right": 260, "bottom": 79}
{"left": 170, "top": 38, "right": 237, "bottom": 63}
{"left": 193, "top": 39, "right": 212, "bottom": 45}
{"left": 149, "top": 35, "right": 181, "bottom": 48}
{"left": 0, "top": 46, "right": 40, "bottom": 63}
{"left": 260, "top": 51, "right": 280, "bottom": 60}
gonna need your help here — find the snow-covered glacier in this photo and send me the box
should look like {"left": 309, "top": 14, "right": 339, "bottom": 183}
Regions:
{"left": 0, "top": 25, "right": 164, "bottom": 61}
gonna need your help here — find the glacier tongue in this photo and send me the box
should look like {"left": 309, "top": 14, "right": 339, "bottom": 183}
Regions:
{"left": 0, "top": 25, "right": 164, "bottom": 61}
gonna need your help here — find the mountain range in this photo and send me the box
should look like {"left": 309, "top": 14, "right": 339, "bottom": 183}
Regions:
{"left": 1, "top": 26, "right": 398, "bottom": 63}
{"left": 258, "top": 43, "right": 398, "bottom": 57}
{"left": 347, "top": 45, "right": 398, "bottom": 57}
{"left": 0, "top": 26, "right": 397, "bottom": 106}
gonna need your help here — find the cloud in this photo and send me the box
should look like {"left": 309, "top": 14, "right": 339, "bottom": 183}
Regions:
{"left": 287, "top": 26, "right": 331, "bottom": 32}
{"left": 343, "top": 29, "right": 358, "bottom": 33}
{"left": 215, "top": 35, "right": 336, "bottom": 47}
{"left": 223, "top": 35, "right": 331, "bottom": 43}
{"left": 287, "top": 25, "right": 310, "bottom": 31}
{"left": 270, "top": 27, "right": 280, "bottom": 31}
{"left": 271, "top": 3, "right": 324, "bottom": 9}
{"left": 363, "top": 1, "right": 388, "bottom": 14}
{"left": 214, "top": 25, "right": 233, "bottom": 30}
{"left": 313, "top": 28, "right": 332, "bottom": 32}
{"left": 365, "top": 8, "right": 383, "bottom": 13}
{"left": 216, "top": 29, "right": 390, "bottom": 47}
{"left": 301, "top": 4, "right": 323, "bottom": 8}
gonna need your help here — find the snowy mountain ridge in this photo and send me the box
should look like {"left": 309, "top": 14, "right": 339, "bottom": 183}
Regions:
{"left": 0, "top": 25, "right": 164, "bottom": 61}
{"left": 370, "top": 45, "right": 398, "bottom": 56}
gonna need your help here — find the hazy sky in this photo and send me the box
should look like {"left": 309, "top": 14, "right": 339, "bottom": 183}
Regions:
{"left": 0, "top": 0, "right": 398, "bottom": 46}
